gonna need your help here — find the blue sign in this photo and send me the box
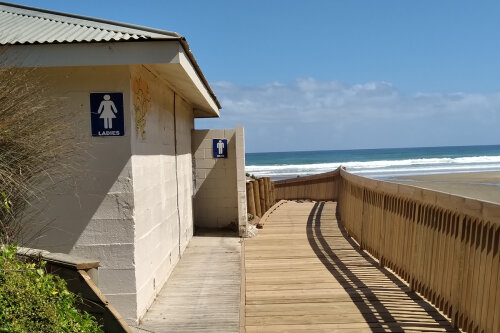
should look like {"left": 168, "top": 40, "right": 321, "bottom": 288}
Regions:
{"left": 90, "top": 93, "right": 124, "bottom": 137}
{"left": 213, "top": 139, "right": 228, "bottom": 158}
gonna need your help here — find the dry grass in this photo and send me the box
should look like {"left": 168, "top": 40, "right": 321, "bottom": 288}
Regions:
{"left": 0, "top": 67, "right": 77, "bottom": 244}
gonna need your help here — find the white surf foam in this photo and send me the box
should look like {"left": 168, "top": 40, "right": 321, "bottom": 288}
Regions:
{"left": 245, "top": 155, "right": 500, "bottom": 179}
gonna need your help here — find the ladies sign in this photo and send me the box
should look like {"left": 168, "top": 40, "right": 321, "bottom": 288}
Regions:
{"left": 90, "top": 92, "right": 124, "bottom": 137}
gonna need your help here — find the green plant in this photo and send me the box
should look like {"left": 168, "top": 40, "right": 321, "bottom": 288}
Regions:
{"left": 245, "top": 173, "right": 257, "bottom": 180}
{"left": 1, "top": 193, "right": 11, "bottom": 214}
{"left": 0, "top": 245, "right": 102, "bottom": 332}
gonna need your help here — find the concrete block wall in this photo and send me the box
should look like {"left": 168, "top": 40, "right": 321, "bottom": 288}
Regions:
{"left": 192, "top": 126, "right": 247, "bottom": 236}
{"left": 25, "top": 66, "right": 138, "bottom": 321}
{"left": 25, "top": 65, "right": 197, "bottom": 323}
{"left": 130, "top": 66, "right": 194, "bottom": 320}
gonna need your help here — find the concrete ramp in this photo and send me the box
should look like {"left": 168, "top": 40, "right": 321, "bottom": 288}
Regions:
{"left": 137, "top": 232, "right": 241, "bottom": 332}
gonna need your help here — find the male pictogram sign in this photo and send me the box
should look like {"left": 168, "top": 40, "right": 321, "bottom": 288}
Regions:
{"left": 213, "top": 139, "right": 228, "bottom": 158}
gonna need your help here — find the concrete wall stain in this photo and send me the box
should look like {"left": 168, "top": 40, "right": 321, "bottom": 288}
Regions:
{"left": 132, "top": 76, "right": 151, "bottom": 140}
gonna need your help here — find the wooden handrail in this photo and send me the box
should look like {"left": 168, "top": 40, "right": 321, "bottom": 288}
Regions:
{"left": 273, "top": 167, "right": 500, "bottom": 333}
{"left": 273, "top": 169, "right": 341, "bottom": 201}
{"left": 274, "top": 169, "right": 341, "bottom": 186}
{"left": 339, "top": 168, "right": 500, "bottom": 222}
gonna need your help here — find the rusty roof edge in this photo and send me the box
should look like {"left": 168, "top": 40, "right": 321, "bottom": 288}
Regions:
{"left": 179, "top": 38, "right": 222, "bottom": 110}
{"left": 0, "top": 1, "right": 181, "bottom": 38}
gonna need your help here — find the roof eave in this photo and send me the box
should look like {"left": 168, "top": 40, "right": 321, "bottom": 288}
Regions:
{"left": 178, "top": 38, "right": 221, "bottom": 110}
{"left": 0, "top": 39, "right": 221, "bottom": 116}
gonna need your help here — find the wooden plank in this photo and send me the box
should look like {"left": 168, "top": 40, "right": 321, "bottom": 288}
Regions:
{"left": 240, "top": 238, "right": 246, "bottom": 333}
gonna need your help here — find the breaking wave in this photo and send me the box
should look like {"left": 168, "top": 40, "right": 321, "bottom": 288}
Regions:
{"left": 246, "top": 155, "right": 500, "bottom": 179}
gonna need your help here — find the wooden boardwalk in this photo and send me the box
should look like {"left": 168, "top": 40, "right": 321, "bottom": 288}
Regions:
{"left": 136, "top": 232, "right": 241, "bottom": 333}
{"left": 243, "top": 200, "right": 459, "bottom": 333}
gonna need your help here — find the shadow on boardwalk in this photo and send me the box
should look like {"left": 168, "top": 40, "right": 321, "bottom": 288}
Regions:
{"left": 307, "top": 201, "right": 458, "bottom": 332}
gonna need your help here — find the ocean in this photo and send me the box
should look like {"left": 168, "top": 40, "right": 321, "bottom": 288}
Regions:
{"left": 245, "top": 145, "right": 500, "bottom": 181}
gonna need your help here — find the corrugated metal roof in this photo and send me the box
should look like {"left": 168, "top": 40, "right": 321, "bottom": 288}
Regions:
{"left": 0, "top": 1, "right": 221, "bottom": 110}
{"left": 0, "top": 1, "right": 181, "bottom": 45}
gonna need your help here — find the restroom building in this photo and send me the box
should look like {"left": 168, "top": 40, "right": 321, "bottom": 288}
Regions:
{"left": 0, "top": 2, "right": 247, "bottom": 323}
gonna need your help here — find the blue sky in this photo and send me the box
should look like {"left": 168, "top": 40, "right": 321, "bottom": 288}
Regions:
{"left": 11, "top": 1, "right": 500, "bottom": 152}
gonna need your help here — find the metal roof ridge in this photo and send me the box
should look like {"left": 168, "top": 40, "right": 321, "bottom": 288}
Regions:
{"left": 0, "top": 1, "right": 182, "bottom": 38}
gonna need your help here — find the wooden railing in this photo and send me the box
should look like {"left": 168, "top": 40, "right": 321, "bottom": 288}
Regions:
{"left": 273, "top": 167, "right": 500, "bottom": 333}
{"left": 246, "top": 177, "right": 275, "bottom": 218}
{"left": 274, "top": 170, "right": 341, "bottom": 201}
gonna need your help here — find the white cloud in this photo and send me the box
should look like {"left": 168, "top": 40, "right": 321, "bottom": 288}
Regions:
{"left": 198, "top": 78, "right": 500, "bottom": 152}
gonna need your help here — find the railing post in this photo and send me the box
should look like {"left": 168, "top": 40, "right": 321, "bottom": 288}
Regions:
{"left": 379, "top": 194, "right": 386, "bottom": 268}
{"left": 246, "top": 182, "right": 256, "bottom": 218}
{"left": 272, "top": 183, "right": 277, "bottom": 202}
{"left": 252, "top": 180, "right": 262, "bottom": 217}
{"left": 264, "top": 177, "right": 271, "bottom": 210}
{"left": 409, "top": 202, "right": 420, "bottom": 292}
{"left": 451, "top": 213, "right": 465, "bottom": 329}
{"left": 360, "top": 188, "right": 366, "bottom": 251}
{"left": 258, "top": 178, "right": 266, "bottom": 214}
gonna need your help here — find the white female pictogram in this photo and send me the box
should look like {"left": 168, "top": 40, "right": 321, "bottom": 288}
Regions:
{"left": 97, "top": 94, "right": 118, "bottom": 129}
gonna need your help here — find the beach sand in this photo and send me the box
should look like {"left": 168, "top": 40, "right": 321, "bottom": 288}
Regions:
{"left": 389, "top": 171, "right": 500, "bottom": 204}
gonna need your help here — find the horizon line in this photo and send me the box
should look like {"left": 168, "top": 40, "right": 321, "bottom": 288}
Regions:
{"left": 246, "top": 143, "right": 500, "bottom": 155}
